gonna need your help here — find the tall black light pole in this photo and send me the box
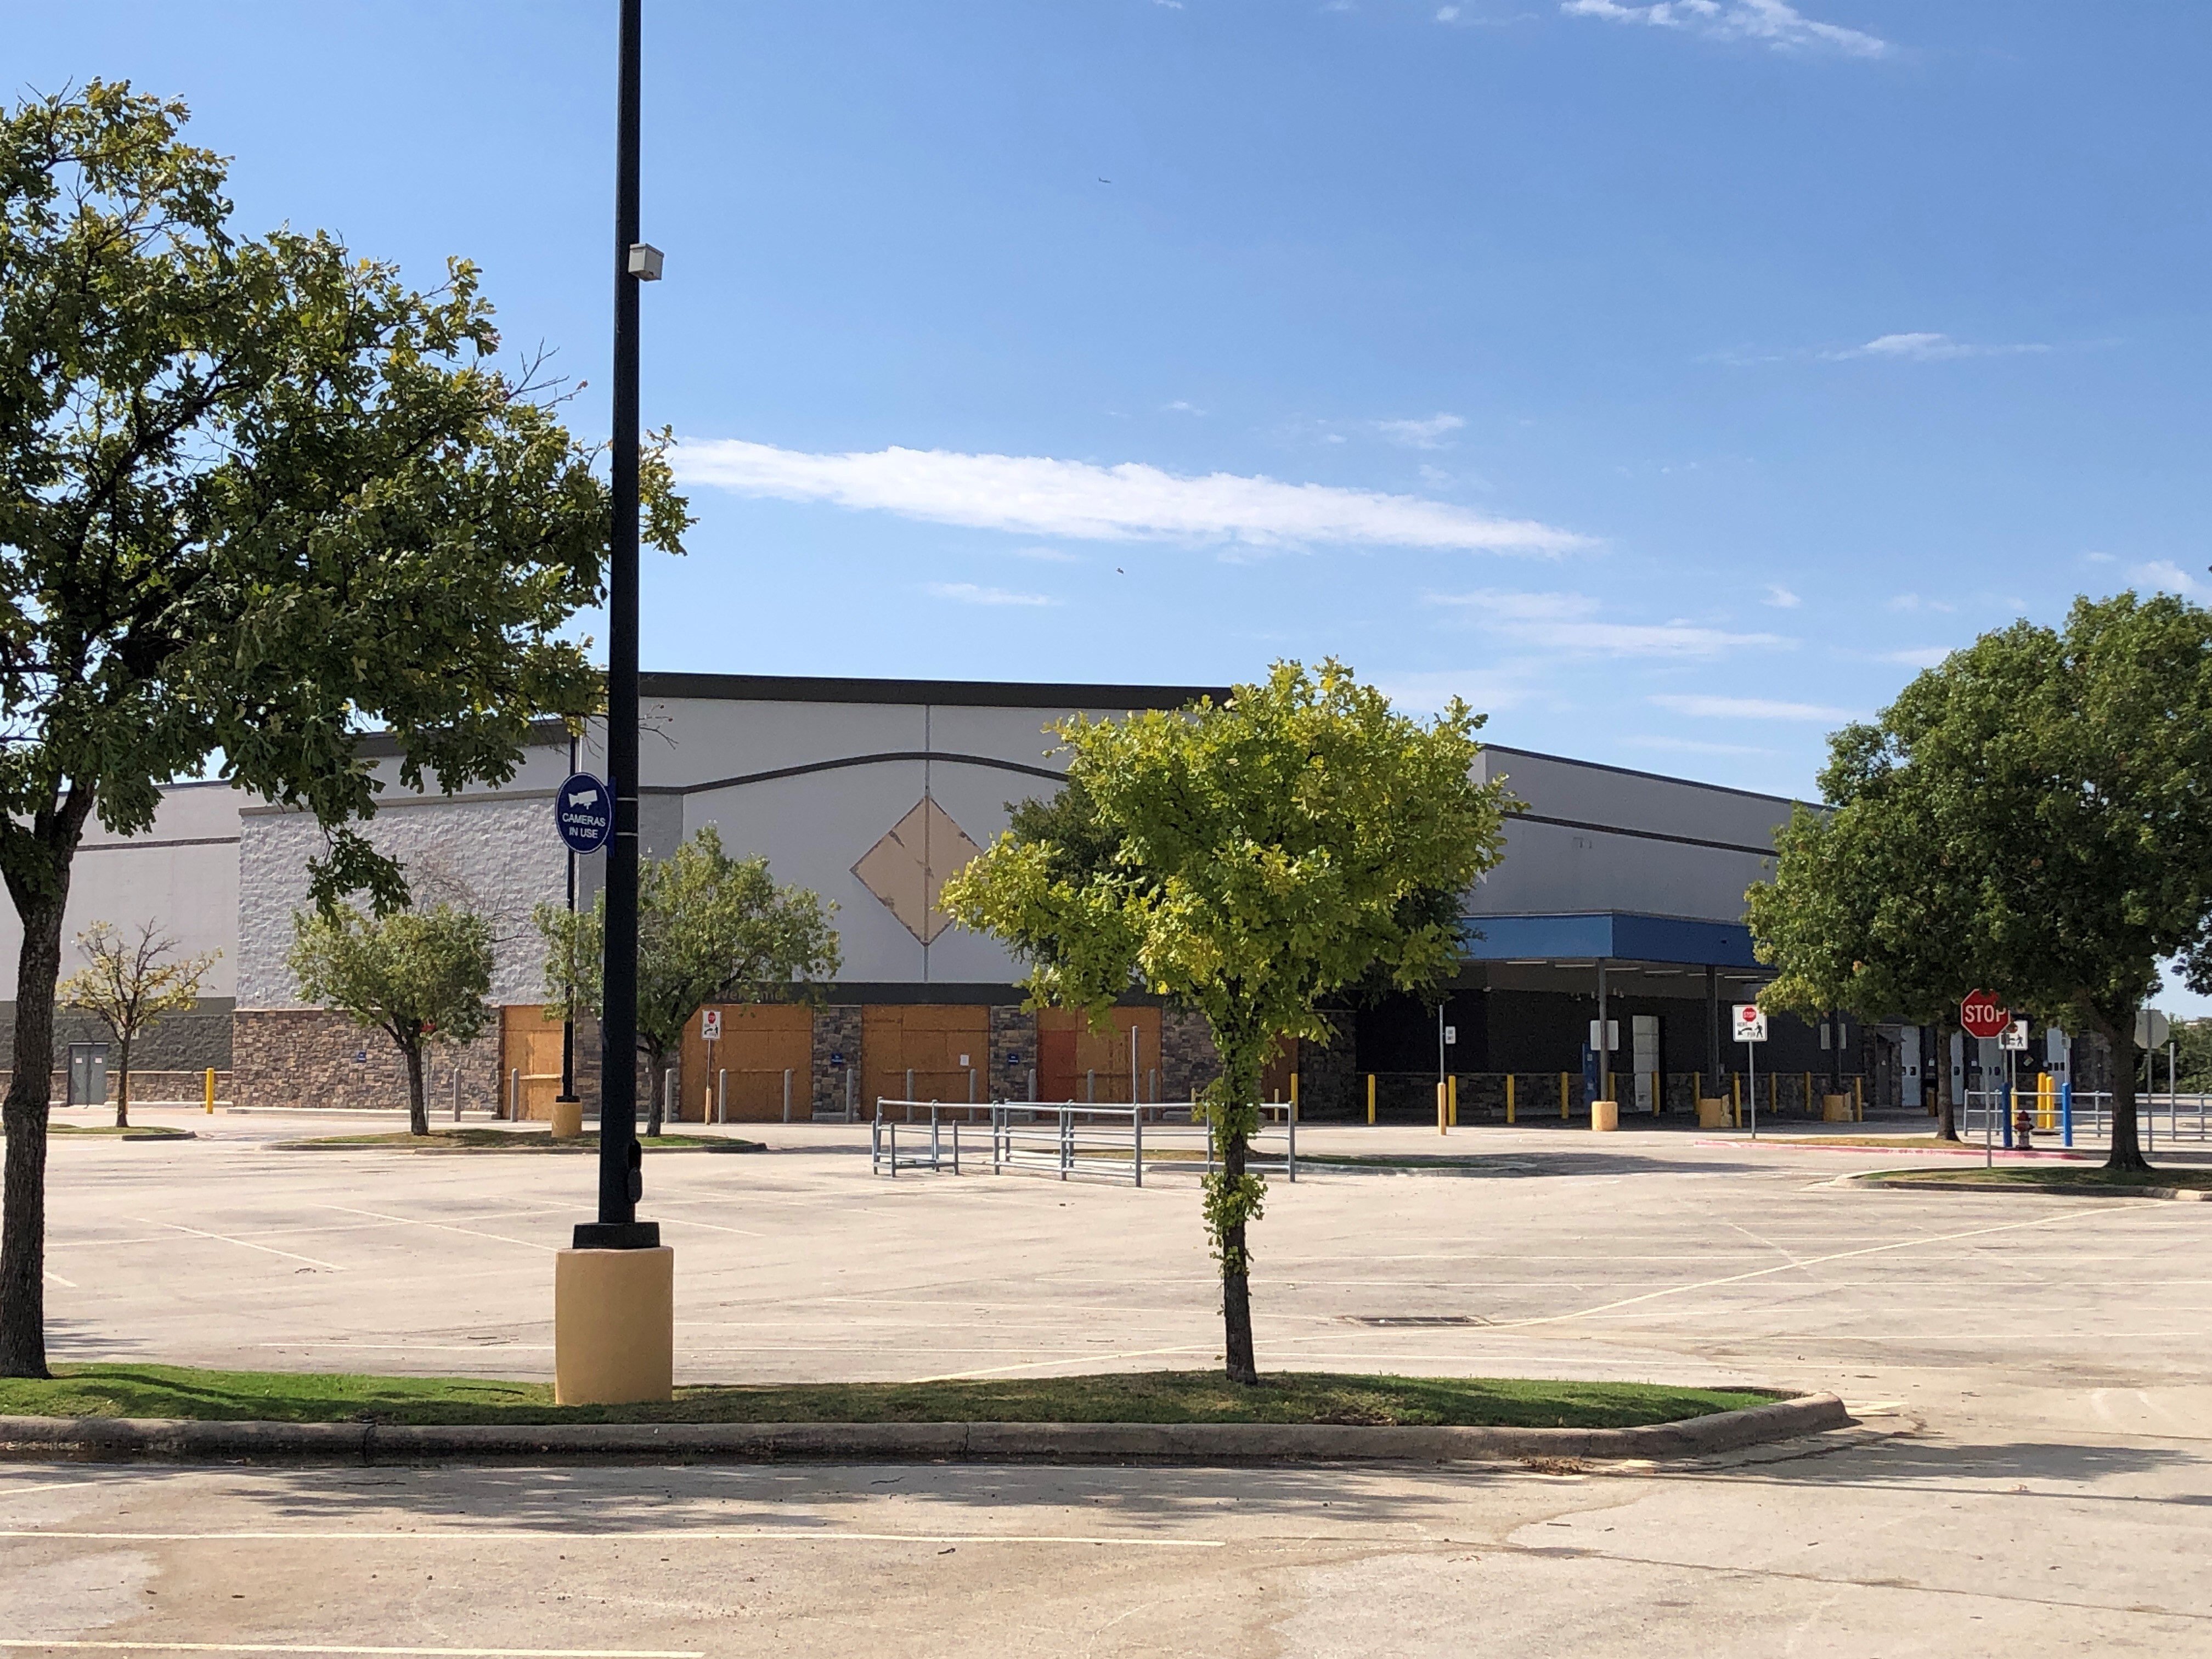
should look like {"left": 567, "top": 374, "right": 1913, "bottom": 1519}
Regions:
{"left": 579, "top": 0, "right": 656, "bottom": 1251}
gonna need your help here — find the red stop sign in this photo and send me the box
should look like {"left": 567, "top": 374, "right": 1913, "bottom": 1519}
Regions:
{"left": 1960, "top": 991, "right": 2008, "bottom": 1040}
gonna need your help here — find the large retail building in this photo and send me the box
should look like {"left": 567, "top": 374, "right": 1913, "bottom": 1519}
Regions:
{"left": 1, "top": 673, "right": 1881, "bottom": 1121}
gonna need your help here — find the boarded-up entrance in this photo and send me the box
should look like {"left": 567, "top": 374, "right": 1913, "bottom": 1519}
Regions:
{"left": 680, "top": 1003, "right": 814, "bottom": 1122}
{"left": 1037, "top": 1007, "right": 1163, "bottom": 1103}
{"left": 865, "top": 1004, "right": 989, "bottom": 1111}
{"left": 501, "top": 1006, "right": 566, "bottom": 1121}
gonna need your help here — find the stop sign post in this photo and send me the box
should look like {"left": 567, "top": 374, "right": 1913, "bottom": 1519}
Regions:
{"left": 1960, "top": 991, "right": 2012, "bottom": 1165}
{"left": 1733, "top": 1003, "right": 1767, "bottom": 1138}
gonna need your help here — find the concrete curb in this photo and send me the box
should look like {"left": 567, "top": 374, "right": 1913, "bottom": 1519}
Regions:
{"left": 0, "top": 1392, "right": 1847, "bottom": 1466}
{"left": 1854, "top": 1172, "right": 2211, "bottom": 1201}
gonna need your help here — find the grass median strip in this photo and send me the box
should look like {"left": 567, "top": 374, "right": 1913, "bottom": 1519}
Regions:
{"left": 263, "top": 1130, "right": 761, "bottom": 1154}
{"left": 0, "top": 1363, "right": 1777, "bottom": 1430}
{"left": 1858, "top": 1165, "right": 2212, "bottom": 1192}
{"left": 37, "top": 1124, "right": 195, "bottom": 1141}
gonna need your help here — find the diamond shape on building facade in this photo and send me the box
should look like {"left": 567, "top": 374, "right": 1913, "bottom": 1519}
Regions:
{"left": 853, "top": 796, "right": 983, "bottom": 945}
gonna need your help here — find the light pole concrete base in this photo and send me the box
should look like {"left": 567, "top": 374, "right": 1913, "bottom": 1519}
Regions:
{"left": 1590, "top": 1099, "right": 1620, "bottom": 1132}
{"left": 554, "top": 1246, "right": 674, "bottom": 1405}
{"left": 550, "top": 1096, "right": 584, "bottom": 1139}
{"left": 1822, "top": 1093, "right": 1855, "bottom": 1123}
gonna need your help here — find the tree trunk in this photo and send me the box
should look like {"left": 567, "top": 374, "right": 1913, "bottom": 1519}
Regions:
{"left": 645, "top": 1049, "right": 667, "bottom": 1138}
{"left": 114, "top": 1033, "right": 132, "bottom": 1131}
{"left": 1, "top": 891, "right": 68, "bottom": 1378}
{"left": 2105, "top": 1017, "right": 2148, "bottom": 1173}
{"left": 1221, "top": 1120, "right": 1258, "bottom": 1387}
{"left": 402, "top": 1042, "right": 430, "bottom": 1138}
{"left": 1932, "top": 1019, "right": 1957, "bottom": 1142}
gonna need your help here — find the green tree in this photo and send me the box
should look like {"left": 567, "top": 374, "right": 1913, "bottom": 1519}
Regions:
{"left": 941, "top": 661, "right": 1512, "bottom": 1385}
{"left": 1763, "top": 595, "right": 2212, "bottom": 1172}
{"left": 537, "top": 826, "right": 841, "bottom": 1136}
{"left": 0, "top": 83, "right": 687, "bottom": 1375}
{"left": 1750, "top": 753, "right": 1983, "bottom": 1140}
{"left": 288, "top": 904, "right": 494, "bottom": 1137}
{"left": 57, "top": 920, "right": 219, "bottom": 1129}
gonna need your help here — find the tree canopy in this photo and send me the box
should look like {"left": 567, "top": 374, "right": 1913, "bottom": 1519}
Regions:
{"left": 537, "top": 826, "right": 840, "bottom": 1134}
{"left": 0, "top": 81, "right": 686, "bottom": 1376}
{"left": 1752, "top": 592, "right": 2212, "bottom": 1170}
{"left": 289, "top": 902, "right": 494, "bottom": 1137}
{"left": 57, "top": 920, "right": 219, "bottom": 1128}
{"left": 940, "top": 659, "right": 1513, "bottom": 1384}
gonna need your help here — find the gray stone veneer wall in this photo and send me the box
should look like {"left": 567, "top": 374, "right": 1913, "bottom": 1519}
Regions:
{"left": 989, "top": 1003, "right": 1037, "bottom": 1102}
{"left": 1161, "top": 1005, "right": 1220, "bottom": 1103}
{"left": 811, "top": 1006, "right": 862, "bottom": 1120}
{"left": 233, "top": 1008, "right": 504, "bottom": 1113}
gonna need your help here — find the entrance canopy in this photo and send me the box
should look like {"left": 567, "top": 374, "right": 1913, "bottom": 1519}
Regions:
{"left": 1460, "top": 911, "right": 1761, "bottom": 971}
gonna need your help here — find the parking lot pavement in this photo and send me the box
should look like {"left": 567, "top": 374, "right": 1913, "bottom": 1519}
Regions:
{"left": 9, "top": 1107, "right": 2211, "bottom": 1654}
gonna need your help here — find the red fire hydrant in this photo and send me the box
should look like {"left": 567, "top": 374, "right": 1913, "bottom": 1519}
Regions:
{"left": 2013, "top": 1104, "right": 2035, "bottom": 1152}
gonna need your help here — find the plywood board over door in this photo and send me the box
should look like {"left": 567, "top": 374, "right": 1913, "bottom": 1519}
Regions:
{"left": 501, "top": 1005, "right": 566, "bottom": 1121}
{"left": 681, "top": 1003, "right": 814, "bottom": 1122}
{"left": 1037, "top": 1007, "right": 1161, "bottom": 1103}
{"left": 865, "top": 1004, "right": 989, "bottom": 1111}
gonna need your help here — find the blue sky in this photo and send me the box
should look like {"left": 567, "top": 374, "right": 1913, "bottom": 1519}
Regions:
{"left": 12, "top": 2, "right": 2212, "bottom": 806}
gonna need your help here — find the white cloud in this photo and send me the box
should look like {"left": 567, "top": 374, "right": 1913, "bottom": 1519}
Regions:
{"left": 1764, "top": 583, "right": 1801, "bottom": 609}
{"left": 1373, "top": 665, "right": 1542, "bottom": 714}
{"left": 1887, "top": 592, "right": 1954, "bottom": 613}
{"left": 1437, "top": 5, "right": 1462, "bottom": 18}
{"left": 2131, "top": 560, "right": 2209, "bottom": 597}
{"left": 1883, "top": 646, "right": 1952, "bottom": 669}
{"left": 1376, "top": 413, "right": 1466, "bottom": 449}
{"left": 1626, "top": 735, "right": 1778, "bottom": 757}
{"left": 1165, "top": 399, "right": 1204, "bottom": 414}
{"left": 2084, "top": 551, "right": 2116, "bottom": 565}
{"left": 1009, "top": 545, "right": 1081, "bottom": 564}
{"left": 1562, "top": 0, "right": 1886, "bottom": 57}
{"left": 926, "top": 582, "right": 1058, "bottom": 607}
{"left": 675, "top": 438, "right": 1584, "bottom": 554}
{"left": 1827, "top": 332, "right": 2050, "bottom": 362}
{"left": 1426, "top": 589, "right": 1788, "bottom": 657}
{"left": 1649, "top": 693, "right": 1855, "bottom": 721}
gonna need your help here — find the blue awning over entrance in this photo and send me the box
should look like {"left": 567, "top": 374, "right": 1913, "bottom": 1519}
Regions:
{"left": 1458, "top": 912, "right": 1760, "bottom": 970}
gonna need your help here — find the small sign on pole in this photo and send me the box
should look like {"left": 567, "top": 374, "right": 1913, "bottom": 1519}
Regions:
{"left": 1732, "top": 1005, "right": 1768, "bottom": 1043}
{"left": 554, "top": 771, "right": 614, "bottom": 856}
{"left": 701, "top": 1008, "right": 722, "bottom": 1042}
{"left": 1998, "top": 1019, "right": 2029, "bottom": 1052}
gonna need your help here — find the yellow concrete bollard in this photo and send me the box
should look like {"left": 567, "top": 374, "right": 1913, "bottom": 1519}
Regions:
{"left": 1289, "top": 1073, "right": 1300, "bottom": 1124}
{"left": 1505, "top": 1073, "right": 1517, "bottom": 1125}
{"left": 1447, "top": 1074, "right": 1458, "bottom": 1127}
{"left": 554, "top": 1246, "right": 674, "bottom": 1406}
{"left": 1366, "top": 1073, "right": 1376, "bottom": 1125}
{"left": 1855, "top": 1077, "right": 1865, "bottom": 1121}
{"left": 204, "top": 1068, "right": 216, "bottom": 1114}
{"left": 1733, "top": 1073, "right": 1742, "bottom": 1128}
{"left": 1560, "top": 1071, "right": 1570, "bottom": 1120}
{"left": 1436, "top": 1081, "right": 1448, "bottom": 1136}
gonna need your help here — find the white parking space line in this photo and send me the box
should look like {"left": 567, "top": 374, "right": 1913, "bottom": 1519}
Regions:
{"left": 42, "top": 1269, "right": 77, "bottom": 1288}
{"left": 1, "top": 1527, "right": 1224, "bottom": 1549}
{"left": 0, "top": 1643, "right": 702, "bottom": 1658}
{"left": 132, "top": 1220, "right": 342, "bottom": 1272}
{"left": 1497, "top": 1205, "right": 2135, "bottom": 1329}
{"left": 255, "top": 1344, "right": 555, "bottom": 1354}
{"left": 311, "top": 1204, "right": 555, "bottom": 1253}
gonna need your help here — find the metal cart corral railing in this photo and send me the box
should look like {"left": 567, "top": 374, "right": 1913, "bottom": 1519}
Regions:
{"left": 870, "top": 1101, "right": 965, "bottom": 1176}
{"left": 988, "top": 1101, "right": 1296, "bottom": 1187}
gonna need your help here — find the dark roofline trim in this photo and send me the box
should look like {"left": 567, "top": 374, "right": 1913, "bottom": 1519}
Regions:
{"left": 1482, "top": 743, "right": 1820, "bottom": 812}
{"left": 639, "top": 671, "right": 1228, "bottom": 710}
{"left": 1506, "top": 811, "right": 1779, "bottom": 860}
{"left": 649, "top": 749, "right": 1064, "bottom": 798}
